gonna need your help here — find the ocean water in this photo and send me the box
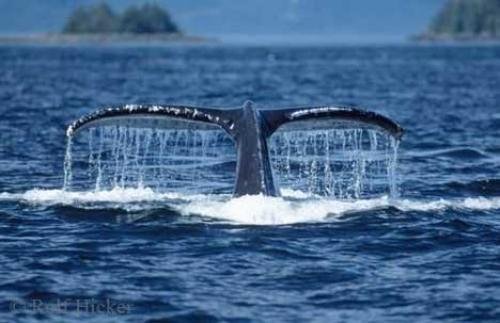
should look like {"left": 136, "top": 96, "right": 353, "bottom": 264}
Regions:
{"left": 0, "top": 44, "right": 500, "bottom": 322}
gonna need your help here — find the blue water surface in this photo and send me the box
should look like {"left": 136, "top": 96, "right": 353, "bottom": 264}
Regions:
{"left": 0, "top": 44, "right": 500, "bottom": 322}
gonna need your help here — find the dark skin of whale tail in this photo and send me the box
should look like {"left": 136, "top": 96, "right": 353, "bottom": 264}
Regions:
{"left": 67, "top": 101, "right": 403, "bottom": 197}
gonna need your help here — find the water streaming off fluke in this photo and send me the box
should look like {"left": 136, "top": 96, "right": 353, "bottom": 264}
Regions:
{"left": 269, "top": 125, "right": 399, "bottom": 199}
{"left": 64, "top": 126, "right": 237, "bottom": 194}
{"left": 63, "top": 121, "right": 400, "bottom": 198}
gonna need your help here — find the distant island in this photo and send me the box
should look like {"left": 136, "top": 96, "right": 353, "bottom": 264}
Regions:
{"left": 63, "top": 2, "right": 179, "bottom": 34}
{"left": 415, "top": 0, "right": 500, "bottom": 41}
{"left": 0, "top": 2, "right": 207, "bottom": 44}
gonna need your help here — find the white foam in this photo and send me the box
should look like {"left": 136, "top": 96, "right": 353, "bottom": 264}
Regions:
{"left": 463, "top": 197, "right": 500, "bottom": 209}
{"left": 24, "top": 187, "right": 170, "bottom": 204}
{"left": 1, "top": 188, "right": 499, "bottom": 225}
{"left": 179, "top": 194, "right": 389, "bottom": 225}
{"left": 395, "top": 197, "right": 500, "bottom": 212}
{"left": 0, "top": 188, "right": 205, "bottom": 205}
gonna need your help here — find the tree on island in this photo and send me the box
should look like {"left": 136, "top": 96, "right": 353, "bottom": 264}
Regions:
{"left": 63, "top": 3, "right": 117, "bottom": 34}
{"left": 419, "top": 0, "right": 500, "bottom": 40}
{"left": 120, "top": 4, "right": 179, "bottom": 34}
{"left": 63, "top": 2, "right": 179, "bottom": 34}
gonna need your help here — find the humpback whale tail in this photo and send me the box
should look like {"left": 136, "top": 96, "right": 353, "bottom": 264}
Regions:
{"left": 67, "top": 101, "right": 403, "bottom": 197}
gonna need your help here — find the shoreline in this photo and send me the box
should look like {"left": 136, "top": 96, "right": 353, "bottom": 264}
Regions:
{"left": 1, "top": 33, "right": 499, "bottom": 47}
{"left": 0, "top": 33, "right": 215, "bottom": 45}
{"left": 411, "top": 33, "right": 500, "bottom": 44}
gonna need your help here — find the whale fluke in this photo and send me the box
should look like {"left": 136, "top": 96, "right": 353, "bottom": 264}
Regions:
{"left": 67, "top": 101, "right": 403, "bottom": 197}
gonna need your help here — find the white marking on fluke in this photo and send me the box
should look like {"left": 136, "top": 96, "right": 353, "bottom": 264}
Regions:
{"left": 290, "top": 106, "right": 343, "bottom": 118}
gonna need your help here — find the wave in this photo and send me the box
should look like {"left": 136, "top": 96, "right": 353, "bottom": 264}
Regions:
{"left": 408, "top": 147, "right": 490, "bottom": 159}
{"left": 1, "top": 188, "right": 499, "bottom": 225}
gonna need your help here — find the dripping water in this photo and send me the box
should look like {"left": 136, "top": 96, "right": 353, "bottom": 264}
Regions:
{"left": 269, "top": 127, "right": 400, "bottom": 199}
{"left": 63, "top": 124, "right": 400, "bottom": 199}
{"left": 63, "top": 125, "right": 237, "bottom": 194}
{"left": 63, "top": 136, "right": 73, "bottom": 190}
